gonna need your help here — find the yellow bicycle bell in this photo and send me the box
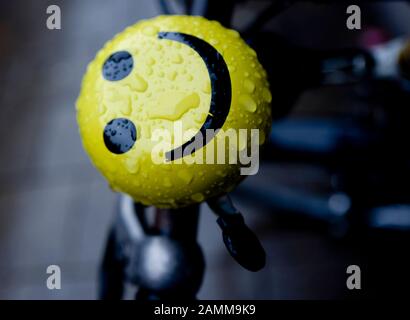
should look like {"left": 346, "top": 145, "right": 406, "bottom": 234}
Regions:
{"left": 76, "top": 15, "right": 272, "bottom": 208}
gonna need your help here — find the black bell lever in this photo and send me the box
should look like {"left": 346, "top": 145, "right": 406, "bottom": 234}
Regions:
{"left": 207, "top": 195, "right": 266, "bottom": 272}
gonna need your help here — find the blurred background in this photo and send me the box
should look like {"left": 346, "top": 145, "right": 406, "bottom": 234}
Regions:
{"left": 0, "top": 0, "right": 409, "bottom": 299}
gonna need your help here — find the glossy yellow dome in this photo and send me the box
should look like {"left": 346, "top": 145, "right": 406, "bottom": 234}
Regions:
{"left": 76, "top": 15, "right": 272, "bottom": 208}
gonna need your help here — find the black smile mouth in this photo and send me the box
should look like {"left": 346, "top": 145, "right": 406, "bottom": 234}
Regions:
{"left": 158, "top": 32, "right": 232, "bottom": 161}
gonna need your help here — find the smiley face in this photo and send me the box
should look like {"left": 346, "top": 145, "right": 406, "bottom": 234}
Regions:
{"left": 77, "top": 16, "right": 272, "bottom": 208}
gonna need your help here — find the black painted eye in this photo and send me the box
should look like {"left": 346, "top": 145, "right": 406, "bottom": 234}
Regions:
{"left": 102, "top": 51, "right": 133, "bottom": 81}
{"left": 103, "top": 118, "right": 137, "bottom": 154}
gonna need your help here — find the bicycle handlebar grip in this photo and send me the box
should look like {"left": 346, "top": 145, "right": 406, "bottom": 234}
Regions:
{"left": 76, "top": 15, "right": 272, "bottom": 208}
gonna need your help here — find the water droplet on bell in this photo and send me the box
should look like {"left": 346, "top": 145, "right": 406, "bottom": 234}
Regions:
{"left": 217, "top": 170, "right": 227, "bottom": 177}
{"left": 146, "top": 66, "right": 153, "bottom": 75}
{"left": 98, "top": 104, "right": 107, "bottom": 115}
{"left": 262, "top": 88, "right": 272, "bottom": 103}
{"left": 142, "top": 25, "right": 158, "bottom": 36}
{"left": 177, "top": 170, "right": 193, "bottom": 184}
{"left": 125, "top": 158, "right": 140, "bottom": 174}
{"left": 244, "top": 79, "right": 255, "bottom": 93}
{"left": 203, "top": 81, "right": 211, "bottom": 94}
{"left": 146, "top": 57, "right": 156, "bottom": 66}
{"left": 121, "top": 99, "right": 132, "bottom": 115}
{"left": 109, "top": 183, "right": 121, "bottom": 192}
{"left": 238, "top": 134, "right": 248, "bottom": 152}
{"left": 259, "top": 131, "right": 266, "bottom": 145}
{"left": 248, "top": 48, "right": 257, "bottom": 57}
{"left": 239, "top": 94, "right": 257, "bottom": 113}
{"left": 163, "top": 177, "right": 172, "bottom": 187}
{"left": 229, "top": 30, "right": 240, "bottom": 38}
{"left": 134, "top": 74, "right": 148, "bottom": 92}
{"left": 148, "top": 92, "right": 200, "bottom": 121}
{"left": 195, "top": 112, "right": 207, "bottom": 123}
{"left": 191, "top": 193, "right": 204, "bottom": 202}
{"left": 167, "top": 70, "right": 177, "bottom": 81}
{"left": 171, "top": 54, "right": 183, "bottom": 64}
